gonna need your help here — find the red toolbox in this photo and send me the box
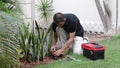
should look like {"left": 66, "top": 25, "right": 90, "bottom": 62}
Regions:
{"left": 82, "top": 43, "right": 105, "bottom": 60}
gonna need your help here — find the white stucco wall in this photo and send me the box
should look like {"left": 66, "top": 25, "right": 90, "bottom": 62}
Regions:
{"left": 18, "top": 0, "right": 120, "bottom": 33}
{"left": 53, "top": 0, "right": 100, "bottom": 22}
{"left": 53, "top": 0, "right": 104, "bottom": 33}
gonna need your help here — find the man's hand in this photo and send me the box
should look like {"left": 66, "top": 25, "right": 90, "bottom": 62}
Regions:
{"left": 53, "top": 49, "right": 63, "bottom": 56}
{"left": 50, "top": 45, "right": 56, "bottom": 53}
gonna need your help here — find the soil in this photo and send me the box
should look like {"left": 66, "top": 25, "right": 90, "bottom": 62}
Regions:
{"left": 20, "top": 56, "right": 52, "bottom": 68}
{"left": 20, "top": 54, "right": 65, "bottom": 68}
{"left": 20, "top": 33, "right": 112, "bottom": 68}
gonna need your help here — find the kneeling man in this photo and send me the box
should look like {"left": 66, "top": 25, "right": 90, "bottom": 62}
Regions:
{"left": 50, "top": 12, "right": 87, "bottom": 56}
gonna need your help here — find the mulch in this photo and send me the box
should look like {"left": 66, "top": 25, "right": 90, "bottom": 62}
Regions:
{"left": 20, "top": 54, "right": 65, "bottom": 68}
{"left": 20, "top": 56, "right": 52, "bottom": 68}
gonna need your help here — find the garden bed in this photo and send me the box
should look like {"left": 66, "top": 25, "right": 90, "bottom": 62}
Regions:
{"left": 20, "top": 55, "right": 65, "bottom": 68}
{"left": 20, "top": 56, "right": 52, "bottom": 68}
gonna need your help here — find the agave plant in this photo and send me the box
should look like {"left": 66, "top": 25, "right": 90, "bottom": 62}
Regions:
{"left": 0, "top": 11, "right": 22, "bottom": 68}
{"left": 19, "top": 20, "right": 53, "bottom": 61}
{"left": 35, "top": 21, "right": 53, "bottom": 61}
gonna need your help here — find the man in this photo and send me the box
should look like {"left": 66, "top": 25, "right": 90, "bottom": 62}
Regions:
{"left": 50, "top": 12, "right": 87, "bottom": 57}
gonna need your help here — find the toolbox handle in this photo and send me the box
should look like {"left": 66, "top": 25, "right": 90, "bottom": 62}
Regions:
{"left": 91, "top": 43, "right": 103, "bottom": 48}
{"left": 85, "top": 42, "right": 103, "bottom": 48}
{"left": 85, "top": 42, "right": 99, "bottom": 45}
{"left": 91, "top": 43, "right": 99, "bottom": 45}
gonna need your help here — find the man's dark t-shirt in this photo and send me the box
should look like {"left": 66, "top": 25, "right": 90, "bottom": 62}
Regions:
{"left": 52, "top": 14, "right": 84, "bottom": 37}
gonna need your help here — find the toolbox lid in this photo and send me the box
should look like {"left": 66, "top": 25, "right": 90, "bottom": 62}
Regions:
{"left": 82, "top": 43, "right": 105, "bottom": 51}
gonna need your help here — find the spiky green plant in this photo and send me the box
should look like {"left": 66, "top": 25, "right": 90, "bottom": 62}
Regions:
{"left": 37, "top": 0, "right": 54, "bottom": 28}
{"left": 18, "top": 23, "right": 31, "bottom": 61}
{"left": 19, "top": 20, "right": 53, "bottom": 62}
{"left": 37, "top": 0, "right": 54, "bottom": 57}
{"left": 35, "top": 21, "right": 53, "bottom": 61}
{"left": 0, "top": 11, "right": 21, "bottom": 68}
{"left": 0, "top": 0, "right": 36, "bottom": 67}
{"left": 37, "top": 0, "right": 54, "bottom": 20}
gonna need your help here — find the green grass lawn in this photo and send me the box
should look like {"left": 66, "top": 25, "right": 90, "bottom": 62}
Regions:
{"left": 35, "top": 35, "right": 120, "bottom": 68}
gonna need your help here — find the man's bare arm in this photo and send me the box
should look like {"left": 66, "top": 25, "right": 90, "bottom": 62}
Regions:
{"left": 61, "top": 32, "right": 75, "bottom": 52}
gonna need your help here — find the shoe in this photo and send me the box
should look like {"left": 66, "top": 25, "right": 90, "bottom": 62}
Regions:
{"left": 83, "top": 37, "right": 89, "bottom": 43}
